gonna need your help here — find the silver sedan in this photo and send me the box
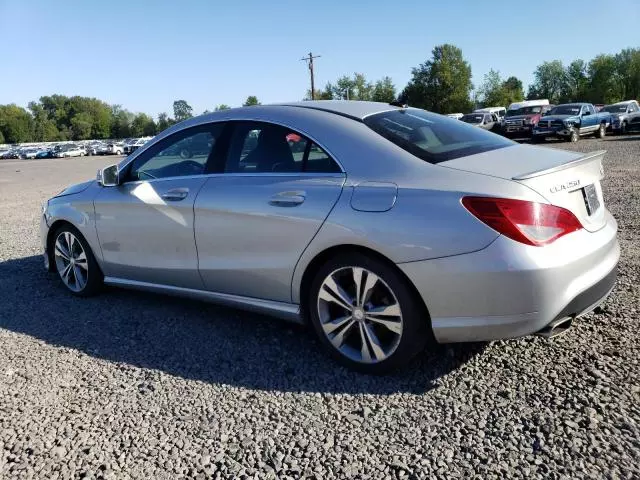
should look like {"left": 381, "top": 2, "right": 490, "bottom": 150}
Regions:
{"left": 41, "top": 101, "right": 619, "bottom": 373}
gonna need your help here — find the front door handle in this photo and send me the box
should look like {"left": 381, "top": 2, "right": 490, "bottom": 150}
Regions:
{"left": 269, "top": 190, "right": 306, "bottom": 207}
{"left": 161, "top": 188, "right": 189, "bottom": 201}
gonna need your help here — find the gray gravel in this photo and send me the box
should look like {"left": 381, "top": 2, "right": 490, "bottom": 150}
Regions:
{"left": 1, "top": 138, "right": 639, "bottom": 479}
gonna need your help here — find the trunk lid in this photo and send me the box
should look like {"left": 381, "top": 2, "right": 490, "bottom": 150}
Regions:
{"left": 440, "top": 144, "right": 607, "bottom": 232}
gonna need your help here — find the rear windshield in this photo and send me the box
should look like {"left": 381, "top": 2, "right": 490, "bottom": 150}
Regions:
{"left": 363, "top": 109, "right": 513, "bottom": 164}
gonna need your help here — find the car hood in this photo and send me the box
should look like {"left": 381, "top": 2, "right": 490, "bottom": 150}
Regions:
{"left": 538, "top": 114, "right": 577, "bottom": 122}
{"left": 505, "top": 114, "right": 537, "bottom": 121}
{"left": 53, "top": 180, "right": 94, "bottom": 198}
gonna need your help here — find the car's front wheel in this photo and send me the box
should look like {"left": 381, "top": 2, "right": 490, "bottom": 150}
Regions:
{"left": 308, "top": 252, "right": 429, "bottom": 373}
{"left": 52, "top": 225, "right": 102, "bottom": 297}
{"left": 569, "top": 128, "right": 579, "bottom": 142}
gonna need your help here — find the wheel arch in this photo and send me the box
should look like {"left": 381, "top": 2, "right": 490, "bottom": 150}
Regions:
{"left": 46, "top": 219, "right": 103, "bottom": 276}
{"left": 297, "top": 244, "right": 431, "bottom": 326}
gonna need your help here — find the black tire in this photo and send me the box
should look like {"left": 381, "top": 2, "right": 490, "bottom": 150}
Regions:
{"left": 595, "top": 123, "right": 606, "bottom": 139}
{"left": 531, "top": 136, "right": 543, "bottom": 144}
{"left": 569, "top": 128, "right": 579, "bottom": 142}
{"left": 307, "top": 252, "right": 430, "bottom": 374}
{"left": 51, "top": 224, "right": 103, "bottom": 297}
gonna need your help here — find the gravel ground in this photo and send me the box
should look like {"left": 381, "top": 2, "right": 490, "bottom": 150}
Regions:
{"left": 1, "top": 138, "right": 639, "bottom": 479}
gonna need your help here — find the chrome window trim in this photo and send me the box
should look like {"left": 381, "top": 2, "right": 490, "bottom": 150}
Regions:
{"left": 120, "top": 171, "right": 346, "bottom": 186}
{"left": 118, "top": 115, "right": 346, "bottom": 175}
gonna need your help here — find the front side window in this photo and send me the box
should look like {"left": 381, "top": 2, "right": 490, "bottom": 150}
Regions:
{"left": 128, "top": 124, "right": 222, "bottom": 181}
{"left": 364, "top": 109, "right": 513, "bottom": 164}
{"left": 225, "top": 122, "right": 341, "bottom": 173}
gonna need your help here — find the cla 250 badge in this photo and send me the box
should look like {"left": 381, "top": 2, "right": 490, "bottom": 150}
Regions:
{"left": 550, "top": 179, "right": 581, "bottom": 193}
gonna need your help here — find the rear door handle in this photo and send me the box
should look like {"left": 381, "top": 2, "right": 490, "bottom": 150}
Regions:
{"left": 269, "top": 190, "right": 306, "bottom": 207}
{"left": 161, "top": 188, "right": 189, "bottom": 201}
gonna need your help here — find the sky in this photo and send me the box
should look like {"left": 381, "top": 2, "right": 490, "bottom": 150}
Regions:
{"left": 1, "top": 0, "right": 638, "bottom": 117}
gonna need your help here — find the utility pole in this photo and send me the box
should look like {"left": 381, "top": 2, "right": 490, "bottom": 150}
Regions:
{"left": 301, "top": 52, "right": 321, "bottom": 99}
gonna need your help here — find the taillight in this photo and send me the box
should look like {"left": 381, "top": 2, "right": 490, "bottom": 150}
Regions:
{"left": 462, "top": 196, "right": 583, "bottom": 246}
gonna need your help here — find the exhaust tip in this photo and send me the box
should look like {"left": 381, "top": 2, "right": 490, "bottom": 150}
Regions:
{"left": 535, "top": 317, "right": 574, "bottom": 338}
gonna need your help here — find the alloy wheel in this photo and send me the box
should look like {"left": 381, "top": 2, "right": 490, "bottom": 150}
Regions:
{"left": 54, "top": 231, "right": 89, "bottom": 292}
{"left": 317, "top": 266, "right": 403, "bottom": 364}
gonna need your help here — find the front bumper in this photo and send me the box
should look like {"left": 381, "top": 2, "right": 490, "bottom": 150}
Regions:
{"left": 503, "top": 124, "right": 533, "bottom": 136}
{"left": 398, "top": 211, "right": 619, "bottom": 343}
{"left": 532, "top": 127, "right": 572, "bottom": 139}
{"left": 40, "top": 210, "right": 52, "bottom": 271}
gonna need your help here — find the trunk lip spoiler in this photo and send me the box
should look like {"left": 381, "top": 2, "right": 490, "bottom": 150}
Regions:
{"left": 512, "top": 150, "right": 606, "bottom": 181}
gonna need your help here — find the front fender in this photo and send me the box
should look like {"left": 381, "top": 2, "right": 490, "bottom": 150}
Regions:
{"left": 45, "top": 183, "right": 103, "bottom": 265}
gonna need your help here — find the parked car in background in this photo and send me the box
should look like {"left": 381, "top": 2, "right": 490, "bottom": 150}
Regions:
{"left": 446, "top": 113, "right": 464, "bottom": 120}
{"left": 503, "top": 100, "right": 552, "bottom": 138}
{"left": 35, "top": 149, "right": 52, "bottom": 159}
{"left": 602, "top": 100, "right": 640, "bottom": 135}
{"left": 21, "top": 148, "right": 39, "bottom": 159}
{"left": 107, "top": 142, "right": 124, "bottom": 155}
{"left": 474, "top": 106, "right": 506, "bottom": 123}
{"left": 124, "top": 137, "right": 153, "bottom": 155}
{"left": 461, "top": 112, "right": 498, "bottom": 131}
{"left": 532, "top": 103, "right": 612, "bottom": 142}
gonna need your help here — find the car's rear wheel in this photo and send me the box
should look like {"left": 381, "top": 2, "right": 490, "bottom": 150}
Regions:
{"left": 308, "top": 252, "right": 429, "bottom": 374}
{"left": 52, "top": 225, "right": 102, "bottom": 297}
{"left": 595, "top": 123, "right": 606, "bottom": 139}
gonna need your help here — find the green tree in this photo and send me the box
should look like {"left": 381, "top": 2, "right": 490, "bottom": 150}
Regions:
{"left": 587, "top": 54, "right": 623, "bottom": 104}
{"left": 215, "top": 104, "right": 231, "bottom": 110}
{"left": 372, "top": 76, "right": 396, "bottom": 102}
{"left": 156, "top": 112, "right": 173, "bottom": 132}
{"left": 110, "top": 105, "right": 133, "bottom": 139}
{"left": 562, "top": 60, "right": 588, "bottom": 102}
{"left": 243, "top": 96, "right": 261, "bottom": 106}
{"left": 401, "top": 44, "right": 473, "bottom": 113}
{"left": 501, "top": 76, "right": 524, "bottom": 105}
{"left": 70, "top": 112, "right": 92, "bottom": 140}
{"left": 173, "top": 100, "right": 193, "bottom": 121}
{"left": 28, "top": 102, "right": 60, "bottom": 141}
{"left": 325, "top": 73, "right": 373, "bottom": 100}
{"left": 477, "top": 71, "right": 524, "bottom": 107}
{"left": 0, "top": 130, "right": 4, "bottom": 144}
{"left": 0, "top": 104, "right": 34, "bottom": 143}
{"left": 304, "top": 88, "right": 333, "bottom": 100}
{"left": 615, "top": 48, "right": 640, "bottom": 100}
{"left": 131, "top": 113, "right": 156, "bottom": 137}
{"left": 526, "top": 60, "right": 567, "bottom": 103}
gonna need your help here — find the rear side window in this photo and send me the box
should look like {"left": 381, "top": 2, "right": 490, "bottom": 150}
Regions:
{"left": 365, "top": 109, "right": 513, "bottom": 163}
{"left": 225, "top": 121, "right": 341, "bottom": 173}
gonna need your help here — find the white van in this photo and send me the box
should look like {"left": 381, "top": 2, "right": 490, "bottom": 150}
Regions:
{"left": 474, "top": 106, "right": 507, "bottom": 122}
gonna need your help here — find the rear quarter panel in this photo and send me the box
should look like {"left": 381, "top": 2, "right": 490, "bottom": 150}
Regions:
{"left": 291, "top": 161, "right": 546, "bottom": 304}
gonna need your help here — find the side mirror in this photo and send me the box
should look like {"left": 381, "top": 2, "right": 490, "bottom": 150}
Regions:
{"left": 97, "top": 164, "right": 119, "bottom": 186}
{"left": 582, "top": 111, "right": 591, "bottom": 116}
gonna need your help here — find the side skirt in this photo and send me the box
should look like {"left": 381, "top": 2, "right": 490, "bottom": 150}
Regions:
{"left": 103, "top": 277, "right": 303, "bottom": 323}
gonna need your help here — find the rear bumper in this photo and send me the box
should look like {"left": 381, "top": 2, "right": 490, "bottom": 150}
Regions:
{"left": 398, "top": 211, "right": 619, "bottom": 343}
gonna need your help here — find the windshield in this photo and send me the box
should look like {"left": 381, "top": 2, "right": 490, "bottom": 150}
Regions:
{"left": 506, "top": 106, "right": 543, "bottom": 117}
{"left": 462, "top": 114, "right": 484, "bottom": 124}
{"left": 363, "top": 109, "right": 513, "bottom": 164}
{"left": 601, "top": 104, "right": 628, "bottom": 113}
{"left": 548, "top": 105, "right": 582, "bottom": 116}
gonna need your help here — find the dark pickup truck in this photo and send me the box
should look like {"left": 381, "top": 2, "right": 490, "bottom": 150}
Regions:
{"left": 532, "top": 103, "right": 612, "bottom": 142}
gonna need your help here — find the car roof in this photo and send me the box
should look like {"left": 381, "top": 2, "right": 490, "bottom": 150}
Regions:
{"left": 607, "top": 100, "right": 634, "bottom": 106}
{"left": 277, "top": 101, "right": 401, "bottom": 120}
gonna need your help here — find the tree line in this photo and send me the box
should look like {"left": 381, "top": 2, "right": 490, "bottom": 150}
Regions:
{"left": 1, "top": 45, "right": 638, "bottom": 144}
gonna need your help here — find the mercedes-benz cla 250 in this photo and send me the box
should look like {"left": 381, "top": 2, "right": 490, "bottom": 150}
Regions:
{"left": 41, "top": 101, "right": 619, "bottom": 373}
